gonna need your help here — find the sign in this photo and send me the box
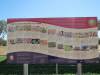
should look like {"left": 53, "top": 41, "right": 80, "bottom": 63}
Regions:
{"left": 7, "top": 17, "right": 99, "bottom": 64}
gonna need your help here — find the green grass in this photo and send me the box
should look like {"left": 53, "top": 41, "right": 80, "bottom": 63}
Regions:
{"left": 0, "top": 56, "right": 7, "bottom": 62}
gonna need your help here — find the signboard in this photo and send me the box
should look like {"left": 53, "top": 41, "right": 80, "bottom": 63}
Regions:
{"left": 7, "top": 17, "right": 99, "bottom": 64}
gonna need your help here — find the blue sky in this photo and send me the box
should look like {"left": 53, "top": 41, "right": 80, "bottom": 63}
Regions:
{"left": 0, "top": 0, "right": 100, "bottom": 19}
{"left": 0, "top": 0, "right": 100, "bottom": 38}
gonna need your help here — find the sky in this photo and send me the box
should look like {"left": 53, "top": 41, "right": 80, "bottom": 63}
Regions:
{"left": 0, "top": 0, "right": 100, "bottom": 19}
{"left": 0, "top": 0, "right": 100, "bottom": 38}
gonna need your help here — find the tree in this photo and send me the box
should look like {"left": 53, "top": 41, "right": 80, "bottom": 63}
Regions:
{"left": 0, "top": 20, "right": 7, "bottom": 39}
{"left": 98, "top": 21, "right": 100, "bottom": 30}
{"left": 0, "top": 20, "right": 7, "bottom": 46}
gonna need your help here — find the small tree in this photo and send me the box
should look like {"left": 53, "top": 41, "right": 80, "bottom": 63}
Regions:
{"left": 0, "top": 20, "right": 7, "bottom": 46}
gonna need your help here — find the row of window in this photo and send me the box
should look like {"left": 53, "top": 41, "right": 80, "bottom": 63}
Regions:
{"left": 8, "top": 39, "right": 71, "bottom": 50}
{"left": 8, "top": 38, "right": 97, "bottom": 50}
{"left": 8, "top": 26, "right": 97, "bottom": 38}
{"left": 8, "top": 26, "right": 47, "bottom": 32}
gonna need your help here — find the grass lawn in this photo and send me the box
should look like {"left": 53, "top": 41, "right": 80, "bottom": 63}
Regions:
{"left": 0, "top": 55, "right": 6, "bottom": 62}
{"left": 0, "top": 46, "right": 7, "bottom": 62}
{"left": 0, "top": 55, "right": 7, "bottom": 62}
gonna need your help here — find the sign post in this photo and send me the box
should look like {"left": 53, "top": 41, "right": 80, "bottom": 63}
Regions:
{"left": 23, "top": 64, "right": 28, "bottom": 75}
{"left": 56, "top": 63, "right": 58, "bottom": 75}
{"left": 77, "top": 61, "right": 82, "bottom": 75}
